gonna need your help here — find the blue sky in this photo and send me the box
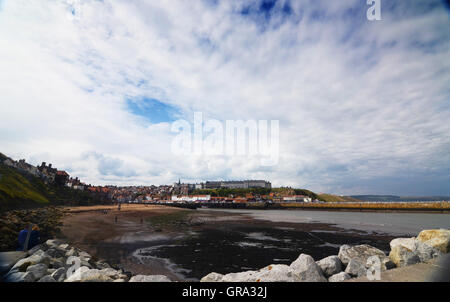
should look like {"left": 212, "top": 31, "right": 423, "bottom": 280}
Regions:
{"left": 0, "top": 0, "right": 449, "bottom": 195}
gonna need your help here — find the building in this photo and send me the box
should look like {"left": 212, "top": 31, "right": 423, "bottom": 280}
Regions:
{"left": 55, "top": 171, "right": 69, "bottom": 186}
{"left": 204, "top": 180, "right": 271, "bottom": 189}
{"left": 171, "top": 195, "right": 211, "bottom": 203}
{"left": 282, "top": 195, "right": 312, "bottom": 203}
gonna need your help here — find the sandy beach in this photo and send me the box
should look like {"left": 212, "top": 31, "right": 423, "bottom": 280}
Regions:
{"left": 58, "top": 204, "right": 405, "bottom": 281}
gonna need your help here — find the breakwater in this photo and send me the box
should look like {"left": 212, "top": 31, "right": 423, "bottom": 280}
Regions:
{"left": 151, "top": 201, "right": 450, "bottom": 213}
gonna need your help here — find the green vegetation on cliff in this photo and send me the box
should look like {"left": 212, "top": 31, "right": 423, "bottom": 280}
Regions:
{"left": 317, "top": 194, "right": 362, "bottom": 202}
{"left": 0, "top": 162, "right": 100, "bottom": 212}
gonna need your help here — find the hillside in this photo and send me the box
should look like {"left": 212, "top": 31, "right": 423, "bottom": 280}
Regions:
{"left": 350, "top": 195, "right": 450, "bottom": 202}
{"left": 317, "top": 194, "right": 362, "bottom": 203}
{"left": 0, "top": 161, "right": 100, "bottom": 212}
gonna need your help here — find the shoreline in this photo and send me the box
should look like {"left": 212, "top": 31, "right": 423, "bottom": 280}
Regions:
{"left": 58, "top": 204, "right": 404, "bottom": 281}
{"left": 1, "top": 204, "right": 449, "bottom": 282}
{"left": 155, "top": 201, "right": 450, "bottom": 213}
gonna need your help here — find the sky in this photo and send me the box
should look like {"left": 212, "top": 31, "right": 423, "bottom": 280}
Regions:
{"left": 0, "top": 0, "right": 449, "bottom": 195}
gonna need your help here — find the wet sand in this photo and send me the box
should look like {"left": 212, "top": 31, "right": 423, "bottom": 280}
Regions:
{"left": 60, "top": 204, "right": 403, "bottom": 281}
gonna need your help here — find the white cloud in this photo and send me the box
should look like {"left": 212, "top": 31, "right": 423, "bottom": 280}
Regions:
{"left": 0, "top": 0, "right": 449, "bottom": 194}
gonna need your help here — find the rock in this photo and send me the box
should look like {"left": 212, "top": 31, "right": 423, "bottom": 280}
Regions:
{"left": 344, "top": 259, "right": 367, "bottom": 277}
{"left": 26, "top": 263, "right": 48, "bottom": 280}
{"left": 47, "top": 268, "right": 56, "bottom": 275}
{"left": 95, "top": 261, "right": 110, "bottom": 270}
{"left": 328, "top": 272, "right": 352, "bottom": 282}
{"left": 220, "top": 270, "right": 259, "bottom": 282}
{"left": 129, "top": 275, "right": 172, "bottom": 282}
{"left": 381, "top": 258, "right": 396, "bottom": 270}
{"left": 45, "top": 248, "right": 64, "bottom": 258}
{"left": 50, "top": 257, "right": 65, "bottom": 269}
{"left": 10, "top": 253, "right": 51, "bottom": 272}
{"left": 78, "top": 251, "right": 91, "bottom": 261}
{"left": 45, "top": 239, "right": 64, "bottom": 249}
{"left": 389, "top": 236, "right": 441, "bottom": 264}
{"left": 338, "top": 244, "right": 388, "bottom": 269}
{"left": 99, "top": 268, "right": 121, "bottom": 279}
{"left": 50, "top": 267, "right": 67, "bottom": 282}
{"left": 389, "top": 245, "right": 420, "bottom": 267}
{"left": 81, "top": 260, "right": 93, "bottom": 269}
{"left": 27, "top": 245, "right": 44, "bottom": 256}
{"left": 38, "top": 275, "right": 57, "bottom": 282}
{"left": 200, "top": 272, "right": 224, "bottom": 282}
{"left": 4, "top": 271, "right": 36, "bottom": 282}
{"left": 390, "top": 238, "right": 418, "bottom": 251}
{"left": 316, "top": 255, "right": 342, "bottom": 277}
{"left": 213, "top": 265, "right": 303, "bottom": 282}
{"left": 113, "top": 279, "right": 126, "bottom": 282}
{"left": 253, "top": 264, "right": 302, "bottom": 282}
{"left": 58, "top": 244, "right": 70, "bottom": 250}
{"left": 290, "top": 254, "right": 327, "bottom": 282}
{"left": 416, "top": 241, "right": 442, "bottom": 262}
{"left": 417, "top": 229, "right": 450, "bottom": 253}
{"left": 65, "top": 248, "right": 78, "bottom": 257}
{"left": 65, "top": 267, "right": 113, "bottom": 282}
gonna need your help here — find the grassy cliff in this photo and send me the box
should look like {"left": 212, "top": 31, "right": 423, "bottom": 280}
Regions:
{"left": 0, "top": 161, "right": 99, "bottom": 212}
{"left": 317, "top": 194, "right": 362, "bottom": 202}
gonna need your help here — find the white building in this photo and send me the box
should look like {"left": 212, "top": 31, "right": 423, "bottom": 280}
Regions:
{"left": 283, "top": 195, "right": 312, "bottom": 203}
{"left": 171, "top": 195, "right": 211, "bottom": 202}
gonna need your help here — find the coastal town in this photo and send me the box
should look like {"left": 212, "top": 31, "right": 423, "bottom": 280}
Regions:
{"left": 1, "top": 155, "right": 315, "bottom": 205}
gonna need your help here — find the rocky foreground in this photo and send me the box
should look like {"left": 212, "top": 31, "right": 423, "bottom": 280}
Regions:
{"left": 201, "top": 229, "right": 450, "bottom": 282}
{"left": 2, "top": 239, "right": 170, "bottom": 282}
{"left": 1, "top": 229, "right": 449, "bottom": 282}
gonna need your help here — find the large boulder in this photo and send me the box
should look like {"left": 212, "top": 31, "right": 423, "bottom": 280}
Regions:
{"left": 328, "top": 272, "right": 352, "bottom": 282}
{"left": 129, "top": 275, "right": 172, "bottom": 282}
{"left": 200, "top": 272, "right": 224, "bottom": 282}
{"left": 389, "top": 237, "right": 442, "bottom": 264}
{"left": 10, "top": 252, "right": 51, "bottom": 272}
{"left": 290, "top": 254, "right": 327, "bottom": 282}
{"left": 389, "top": 245, "right": 420, "bottom": 267}
{"left": 415, "top": 241, "right": 442, "bottom": 262}
{"left": 26, "top": 263, "right": 48, "bottom": 280}
{"left": 316, "top": 256, "right": 342, "bottom": 277}
{"left": 338, "top": 244, "right": 388, "bottom": 269}
{"left": 251, "top": 265, "right": 302, "bottom": 282}
{"left": 417, "top": 229, "right": 450, "bottom": 253}
{"left": 344, "top": 259, "right": 367, "bottom": 277}
{"left": 219, "top": 270, "right": 259, "bottom": 282}
{"left": 390, "top": 238, "right": 418, "bottom": 251}
{"left": 65, "top": 267, "right": 113, "bottom": 282}
{"left": 4, "top": 271, "right": 36, "bottom": 282}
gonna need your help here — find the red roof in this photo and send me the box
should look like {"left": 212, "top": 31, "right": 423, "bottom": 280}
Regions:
{"left": 56, "top": 171, "right": 69, "bottom": 176}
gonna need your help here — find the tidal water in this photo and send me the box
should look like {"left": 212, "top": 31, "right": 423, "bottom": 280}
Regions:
{"left": 202, "top": 209, "right": 450, "bottom": 235}
{"left": 129, "top": 209, "right": 450, "bottom": 281}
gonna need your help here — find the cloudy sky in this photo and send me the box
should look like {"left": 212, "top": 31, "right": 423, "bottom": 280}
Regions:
{"left": 1, "top": 0, "right": 449, "bottom": 195}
